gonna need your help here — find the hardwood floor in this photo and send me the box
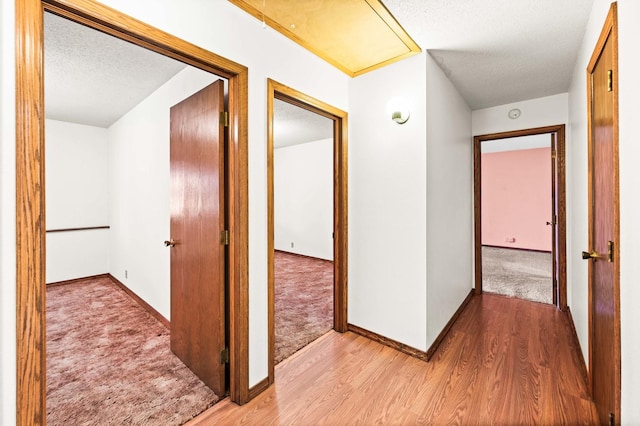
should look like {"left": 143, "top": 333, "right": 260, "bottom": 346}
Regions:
{"left": 188, "top": 294, "right": 597, "bottom": 425}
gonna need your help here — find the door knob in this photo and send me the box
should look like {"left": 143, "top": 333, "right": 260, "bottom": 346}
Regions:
{"left": 582, "top": 241, "right": 614, "bottom": 262}
{"left": 164, "top": 239, "right": 176, "bottom": 248}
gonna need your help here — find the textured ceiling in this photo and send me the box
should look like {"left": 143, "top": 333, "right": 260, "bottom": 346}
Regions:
{"left": 44, "top": 12, "right": 186, "bottom": 128}
{"left": 383, "top": 0, "right": 594, "bottom": 109}
{"left": 45, "top": 1, "right": 595, "bottom": 131}
{"left": 274, "top": 99, "right": 334, "bottom": 149}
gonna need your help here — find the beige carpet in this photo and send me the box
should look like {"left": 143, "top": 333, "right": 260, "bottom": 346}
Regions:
{"left": 47, "top": 276, "right": 220, "bottom": 425}
{"left": 482, "top": 246, "right": 553, "bottom": 304}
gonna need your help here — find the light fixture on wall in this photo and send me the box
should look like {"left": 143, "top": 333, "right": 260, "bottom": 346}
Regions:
{"left": 386, "top": 97, "right": 411, "bottom": 124}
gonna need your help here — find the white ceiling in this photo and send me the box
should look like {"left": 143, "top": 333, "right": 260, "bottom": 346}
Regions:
{"left": 273, "top": 99, "right": 333, "bottom": 148}
{"left": 44, "top": 12, "right": 186, "bottom": 128}
{"left": 384, "top": 0, "right": 595, "bottom": 109}
{"left": 45, "top": 1, "right": 595, "bottom": 133}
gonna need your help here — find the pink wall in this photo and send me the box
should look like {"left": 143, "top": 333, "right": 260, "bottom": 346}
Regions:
{"left": 481, "top": 147, "right": 552, "bottom": 251}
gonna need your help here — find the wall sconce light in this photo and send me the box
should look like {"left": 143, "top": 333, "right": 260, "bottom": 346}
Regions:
{"left": 386, "top": 97, "right": 411, "bottom": 124}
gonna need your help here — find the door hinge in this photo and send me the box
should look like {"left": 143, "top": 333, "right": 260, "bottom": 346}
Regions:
{"left": 609, "top": 412, "right": 614, "bottom": 426}
{"left": 221, "top": 230, "right": 230, "bottom": 246}
{"left": 220, "top": 111, "right": 229, "bottom": 127}
{"left": 220, "top": 347, "right": 229, "bottom": 364}
{"left": 607, "top": 70, "right": 613, "bottom": 92}
{"left": 551, "top": 150, "right": 557, "bottom": 159}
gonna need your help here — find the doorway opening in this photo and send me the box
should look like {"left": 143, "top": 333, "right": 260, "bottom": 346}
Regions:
{"left": 271, "top": 98, "right": 335, "bottom": 365}
{"left": 266, "top": 79, "right": 348, "bottom": 384}
{"left": 16, "top": 1, "right": 250, "bottom": 423}
{"left": 44, "top": 11, "right": 232, "bottom": 412}
{"left": 474, "top": 125, "right": 567, "bottom": 309}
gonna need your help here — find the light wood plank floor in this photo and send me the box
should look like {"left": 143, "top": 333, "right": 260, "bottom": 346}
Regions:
{"left": 188, "top": 294, "right": 597, "bottom": 425}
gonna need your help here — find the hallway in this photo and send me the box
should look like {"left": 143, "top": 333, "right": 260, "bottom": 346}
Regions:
{"left": 189, "top": 293, "right": 596, "bottom": 425}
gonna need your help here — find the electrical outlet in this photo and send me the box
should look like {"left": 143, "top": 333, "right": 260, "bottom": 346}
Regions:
{"left": 125, "top": 270, "right": 128, "bottom": 279}
{"left": 291, "top": 242, "right": 294, "bottom": 248}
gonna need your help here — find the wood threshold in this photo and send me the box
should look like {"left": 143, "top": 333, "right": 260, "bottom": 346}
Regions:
{"left": 347, "top": 323, "right": 427, "bottom": 362}
{"left": 266, "top": 79, "right": 348, "bottom": 386}
{"left": 247, "top": 377, "right": 270, "bottom": 401}
{"left": 426, "top": 289, "right": 475, "bottom": 360}
{"left": 16, "top": 1, "right": 250, "bottom": 423}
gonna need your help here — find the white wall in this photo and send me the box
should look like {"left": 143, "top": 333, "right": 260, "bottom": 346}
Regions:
{"left": 274, "top": 138, "right": 333, "bottom": 261}
{"left": 45, "top": 120, "right": 109, "bottom": 283}
{"left": 107, "top": 66, "right": 217, "bottom": 321}
{"left": 425, "top": 53, "right": 473, "bottom": 347}
{"left": 91, "top": 0, "right": 349, "bottom": 388}
{"left": 472, "top": 93, "right": 569, "bottom": 136}
{"left": 568, "top": 0, "right": 640, "bottom": 422}
{"left": 349, "top": 54, "right": 428, "bottom": 350}
{"left": 0, "top": 0, "right": 16, "bottom": 423}
{"left": 1, "top": 2, "right": 350, "bottom": 415}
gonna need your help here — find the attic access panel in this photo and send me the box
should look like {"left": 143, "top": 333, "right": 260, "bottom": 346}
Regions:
{"left": 228, "top": 0, "right": 421, "bottom": 77}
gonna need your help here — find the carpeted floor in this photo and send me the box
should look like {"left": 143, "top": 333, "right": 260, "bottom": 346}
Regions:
{"left": 482, "top": 246, "right": 553, "bottom": 304}
{"left": 47, "top": 276, "right": 220, "bottom": 426}
{"left": 274, "top": 251, "right": 334, "bottom": 364}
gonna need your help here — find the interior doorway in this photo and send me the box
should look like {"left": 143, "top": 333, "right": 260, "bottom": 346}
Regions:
{"left": 272, "top": 98, "right": 335, "bottom": 365}
{"left": 43, "top": 11, "right": 233, "bottom": 421}
{"left": 266, "top": 79, "right": 348, "bottom": 384}
{"left": 474, "top": 125, "right": 567, "bottom": 309}
{"left": 16, "top": 1, "right": 250, "bottom": 423}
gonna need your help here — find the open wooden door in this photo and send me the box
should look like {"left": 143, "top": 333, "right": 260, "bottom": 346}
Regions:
{"left": 585, "top": 3, "right": 620, "bottom": 424}
{"left": 168, "top": 80, "right": 227, "bottom": 396}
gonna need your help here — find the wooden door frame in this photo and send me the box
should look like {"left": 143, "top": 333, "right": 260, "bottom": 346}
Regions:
{"left": 586, "top": 2, "right": 620, "bottom": 420}
{"left": 473, "top": 125, "right": 567, "bottom": 309}
{"left": 266, "top": 79, "right": 348, "bottom": 384}
{"left": 16, "top": 0, "right": 250, "bottom": 423}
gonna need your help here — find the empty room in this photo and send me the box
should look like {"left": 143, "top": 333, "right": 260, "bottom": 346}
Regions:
{"left": 5, "top": 0, "right": 640, "bottom": 425}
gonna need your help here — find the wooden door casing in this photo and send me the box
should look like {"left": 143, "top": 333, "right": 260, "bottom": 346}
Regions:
{"left": 170, "top": 80, "right": 227, "bottom": 396}
{"left": 266, "top": 79, "right": 349, "bottom": 386}
{"left": 473, "top": 125, "right": 567, "bottom": 310}
{"left": 551, "top": 132, "right": 558, "bottom": 305}
{"left": 16, "top": 1, "right": 251, "bottom": 422}
{"left": 586, "top": 3, "right": 620, "bottom": 424}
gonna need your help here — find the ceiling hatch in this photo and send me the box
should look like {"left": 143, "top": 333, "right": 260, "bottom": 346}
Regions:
{"left": 228, "top": 0, "right": 421, "bottom": 77}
